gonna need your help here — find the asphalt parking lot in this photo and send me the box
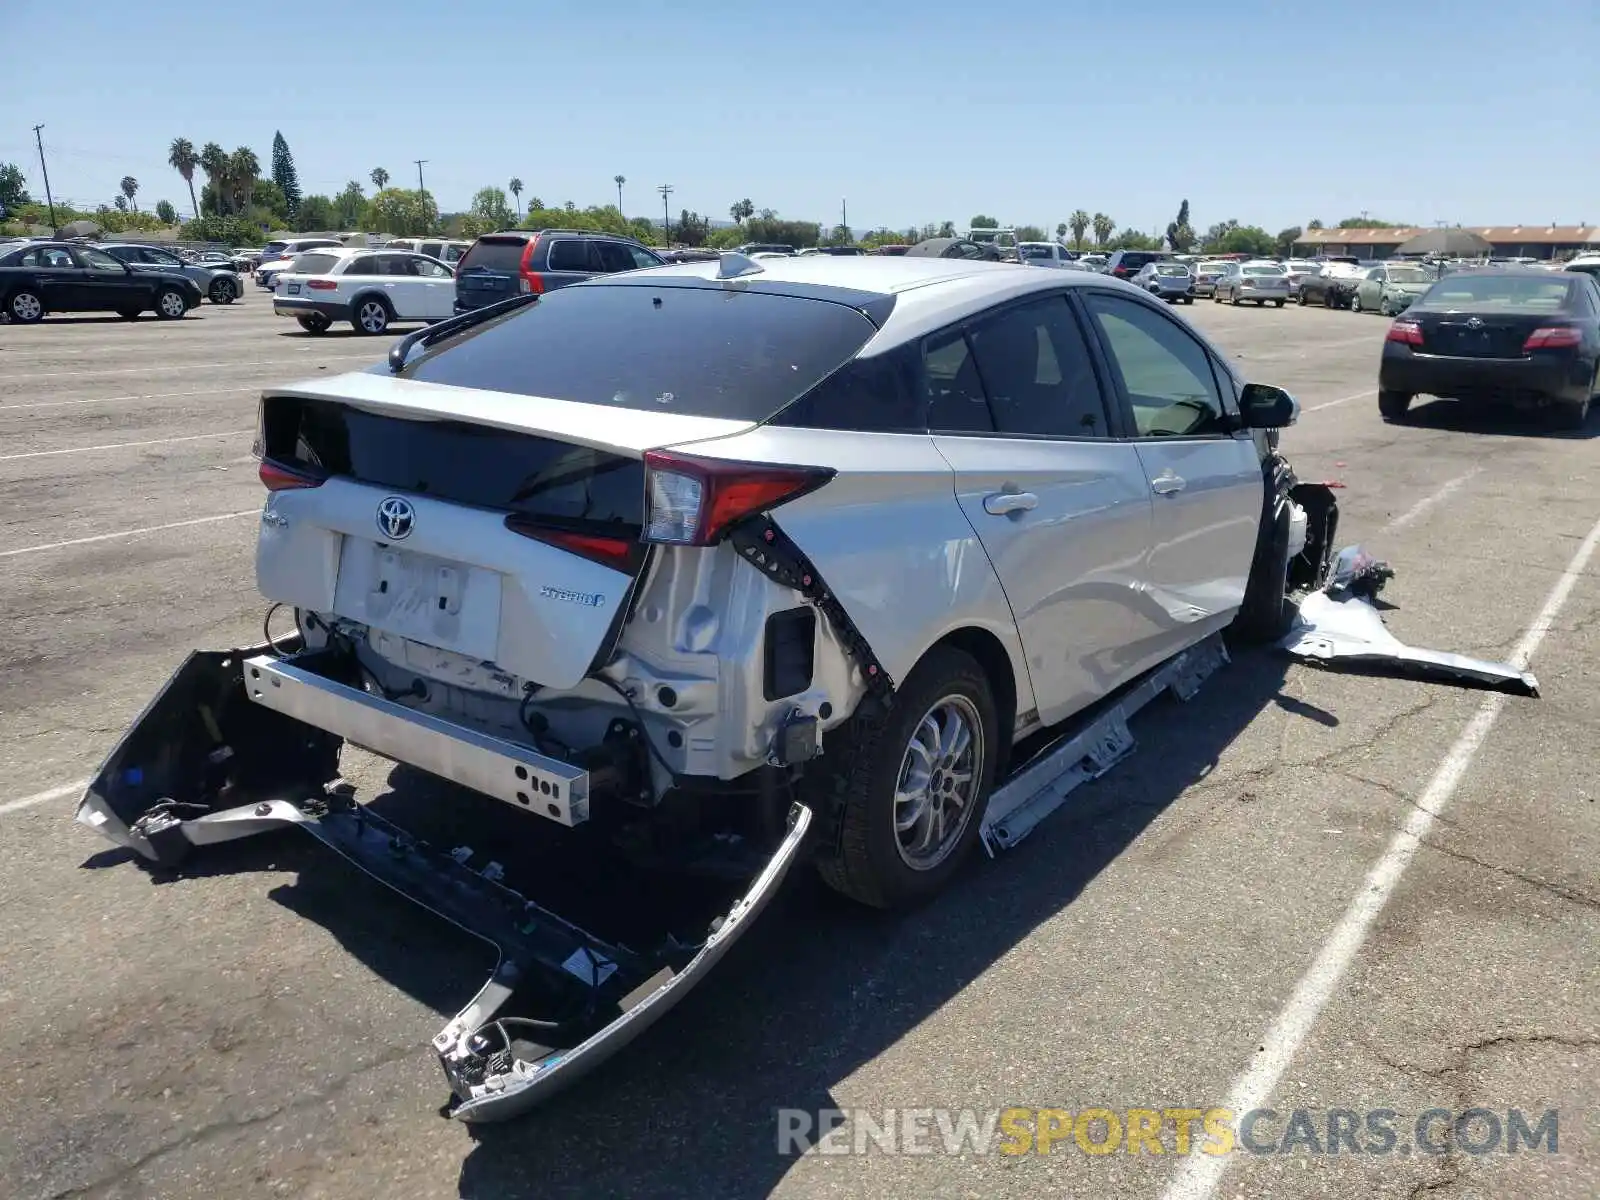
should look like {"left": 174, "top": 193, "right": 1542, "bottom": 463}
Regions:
{"left": 1, "top": 291, "right": 1595, "bottom": 1200}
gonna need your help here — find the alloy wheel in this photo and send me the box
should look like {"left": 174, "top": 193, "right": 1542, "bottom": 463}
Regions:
{"left": 893, "top": 695, "right": 984, "bottom": 871}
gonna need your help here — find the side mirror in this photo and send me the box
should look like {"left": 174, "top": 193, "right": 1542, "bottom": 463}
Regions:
{"left": 1239, "top": 382, "right": 1299, "bottom": 429}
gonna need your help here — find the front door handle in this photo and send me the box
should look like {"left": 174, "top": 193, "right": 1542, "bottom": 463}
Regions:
{"left": 1151, "top": 471, "right": 1186, "bottom": 496}
{"left": 983, "top": 490, "right": 1038, "bottom": 516}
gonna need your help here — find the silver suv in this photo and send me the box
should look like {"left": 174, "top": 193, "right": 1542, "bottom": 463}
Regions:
{"left": 78, "top": 254, "right": 1329, "bottom": 1121}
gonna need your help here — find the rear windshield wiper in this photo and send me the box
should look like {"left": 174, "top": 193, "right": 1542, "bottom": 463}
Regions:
{"left": 387, "top": 292, "right": 540, "bottom": 374}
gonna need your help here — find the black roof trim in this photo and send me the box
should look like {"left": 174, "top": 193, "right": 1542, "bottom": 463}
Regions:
{"left": 593, "top": 273, "right": 897, "bottom": 327}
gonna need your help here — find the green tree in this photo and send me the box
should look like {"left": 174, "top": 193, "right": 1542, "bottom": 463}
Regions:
{"left": 296, "top": 194, "right": 336, "bottom": 232}
{"left": 508, "top": 177, "right": 523, "bottom": 217}
{"left": 1165, "top": 199, "right": 1195, "bottom": 252}
{"left": 370, "top": 167, "right": 390, "bottom": 192}
{"left": 1091, "top": 212, "right": 1115, "bottom": 247}
{"left": 672, "top": 209, "right": 711, "bottom": 246}
{"left": 112, "top": 195, "right": 128, "bottom": 213}
{"left": 1069, "top": 209, "right": 1090, "bottom": 249}
{"left": 199, "top": 142, "right": 228, "bottom": 213}
{"left": 334, "top": 180, "right": 365, "bottom": 228}
{"left": 1205, "top": 224, "right": 1275, "bottom": 256}
{"left": 1307, "top": 218, "right": 1324, "bottom": 230}
{"left": 969, "top": 214, "right": 998, "bottom": 229}
{"left": 0, "top": 162, "right": 29, "bottom": 211}
{"left": 1200, "top": 218, "right": 1239, "bottom": 249}
{"left": 167, "top": 138, "right": 199, "bottom": 219}
{"left": 1055, "top": 222, "right": 1068, "bottom": 240}
{"left": 1275, "top": 226, "right": 1303, "bottom": 257}
{"left": 227, "top": 146, "right": 260, "bottom": 217}
{"left": 1016, "top": 224, "right": 1046, "bottom": 242}
{"left": 119, "top": 176, "right": 139, "bottom": 211}
{"left": 820, "top": 223, "right": 853, "bottom": 246}
{"left": 270, "top": 131, "right": 301, "bottom": 220}
{"left": 181, "top": 214, "right": 262, "bottom": 245}
{"left": 1337, "top": 216, "right": 1403, "bottom": 228}
{"left": 155, "top": 199, "right": 178, "bottom": 224}
{"left": 614, "top": 174, "right": 625, "bottom": 212}
{"left": 729, "top": 198, "right": 754, "bottom": 225}
{"left": 250, "top": 178, "right": 290, "bottom": 226}
{"left": 470, "top": 186, "right": 516, "bottom": 230}
{"left": 366, "top": 187, "right": 438, "bottom": 235}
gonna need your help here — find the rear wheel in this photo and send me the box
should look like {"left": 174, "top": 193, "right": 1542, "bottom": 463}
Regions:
{"left": 1230, "top": 291, "right": 1241, "bottom": 306}
{"left": 1298, "top": 290, "right": 1308, "bottom": 306}
{"left": 353, "top": 297, "right": 390, "bottom": 335}
{"left": 1549, "top": 395, "right": 1590, "bottom": 430}
{"left": 7, "top": 288, "right": 44, "bottom": 323}
{"left": 1349, "top": 291, "right": 1363, "bottom": 313}
{"left": 1231, "top": 500, "right": 1295, "bottom": 644}
{"left": 155, "top": 288, "right": 188, "bottom": 319}
{"left": 814, "top": 646, "right": 998, "bottom": 910}
{"left": 297, "top": 314, "right": 331, "bottom": 335}
{"left": 1378, "top": 390, "right": 1413, "bottom": 421}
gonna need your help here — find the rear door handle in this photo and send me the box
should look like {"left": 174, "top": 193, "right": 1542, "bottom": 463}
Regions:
{"left": 1151, "top": 472, "right": 1186, "bottom": 495}
{"left": 983, "top": 490, "right": 1038, "bottom": 515}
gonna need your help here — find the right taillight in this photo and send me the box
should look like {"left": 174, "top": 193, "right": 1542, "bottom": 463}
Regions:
{"left": 642, "top": 451, "right": 834, "bottom": 546}
{"left": 1523, "top": 325, "right": 1581, "bottom": 351}
{"left": 1386, "top": 319, "right": 1423, "bottom": 346}
{"left": 259, "top": 460, "right": 325, "bottom": 491}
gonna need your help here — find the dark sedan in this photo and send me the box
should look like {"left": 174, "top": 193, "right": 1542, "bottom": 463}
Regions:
{"left": 1296, "top": 262, "right": 1367, "bottom": 308}
{"left": 1378, "top": 269, "right": 1600, "bottom": 429}
{"left": 0, "top": 241, "right": 202, "bottom": 323}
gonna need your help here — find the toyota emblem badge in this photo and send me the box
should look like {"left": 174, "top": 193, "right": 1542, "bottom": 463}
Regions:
{"left": 376, "top": 496, "right": 415, "bottom": 541}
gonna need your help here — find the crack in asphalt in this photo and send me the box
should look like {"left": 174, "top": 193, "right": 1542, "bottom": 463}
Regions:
{"left": 1413, "top": 837, "right": 1600, "bottom": 913}
{"left": 45, "top": 1041, "right": 427, "bottom": 1199}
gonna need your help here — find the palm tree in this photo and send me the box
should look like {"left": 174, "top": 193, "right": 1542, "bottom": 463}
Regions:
{"left": 508, "top": 177, "right": 523, "bottom": 218}
{"left": 168, "top": 137, "right": 199, "bottom": 219}
{"left": 1055, "top": 222, "right": 1068, "bottom": 241}
{"left": 1069, "top": 209, "right": 1090, "bottom": 250}
{"left": 119, "top": 176, "right": 139, "bottom": 212}
{"left": 227, "top": 147, "right": 260, "bottom": 217}
{"left": 199, "top": 142, "right": 227, "bottom": 214}
{"left": 1091, "top": 212, "right": 1114, "bottom": 248}
{"left": 614, "top": 174, "right": 625, "bottom": 213}
{"left": 370, "top": 167, "right": 390, "bottom": 192}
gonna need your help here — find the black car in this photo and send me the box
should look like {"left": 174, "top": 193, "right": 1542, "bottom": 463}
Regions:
{"left": 0, "top": 241, "right": 202, "bottom": 323}
{"left": 1106, "top": 249, "right": 1169, "bottom": 281}
{"left": 453, "top": 229, "right": 664, "bottom": 313}
{"left": 1378, "top": 269, "right": 1600, "bottom": 429}
{"left": 904, "top": 237, "right": 1000, "bottom": 260}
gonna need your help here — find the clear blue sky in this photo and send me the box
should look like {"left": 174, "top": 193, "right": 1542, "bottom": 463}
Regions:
{"left": 5, "top": 0, "right": 1596, "bottom": 236}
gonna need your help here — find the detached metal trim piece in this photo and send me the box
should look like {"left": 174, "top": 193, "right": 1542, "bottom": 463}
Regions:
{"left": 980, "top": 633, "right": 1229, "bottom": 853}
{"left": 242, "top": 653, "right": 591, "bottom": 825}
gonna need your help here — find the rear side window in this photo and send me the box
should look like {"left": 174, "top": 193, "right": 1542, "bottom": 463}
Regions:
{"left": 345, "top": 255, "right": 379, "bottom": 275}
{"left": 459, "top": 237, "right": 528, "bottom": 273}
{"left": 399, "top": 283, "right": 879, "bottom": 421}
{"left": 546, "top": 240, "right": 592, "bottom": 272}
{"left": 593, "top": 241, "right": 650, "bottom": 273}
{"left": 924, "top": 330, "right": 991, "bottom": 432}
{"left": 967, "top": 297, "right": 1111, "bottom": 438}
{"left": 293, "top": 253, "right": 338, "bottom": 275}
{"left": 774, "top": 345, "right": 924, "bottom": 433}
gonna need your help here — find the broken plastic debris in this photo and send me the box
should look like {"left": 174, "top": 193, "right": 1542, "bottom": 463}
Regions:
{"left": 1282, "top": 545, "right": 1538, "bottom": 696}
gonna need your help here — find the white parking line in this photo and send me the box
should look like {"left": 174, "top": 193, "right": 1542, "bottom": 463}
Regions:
{"left": 0, "top": 430, "right": 252, "bottom": 462}
{"left": 1305, "top": 389, "right": 1374, "bottom": 412}
{"left": 1159, "top": 510, "right": 1600, "bottom": 1200}
{"left": 1382, "top": 468, "right": 1483, "bottom": 533}
{"left": 0, "top": 387, "right": 260, "bottom": 412}
{"left": 3, "top": 354, "right": 379, "bottom": 383}
{"left": 0, "top": 509, "right": 259, "bottom": 558}
{"left": 0, "top": 779, "right": 90, "bottom": 817}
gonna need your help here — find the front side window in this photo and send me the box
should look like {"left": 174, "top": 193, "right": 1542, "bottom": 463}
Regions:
{"left": 79, "top": 248, "right": 127, "bottom": 273}
{"left": 146, "top": 250, "right": 184, "bottom": 267}
{"left": 967, "top": 296, "right": 1112, "bottom": 438}
{"left": 545, "top": 240, "right": 591, "bottom": 272}
{"left": 1083, "top": 292, "right": 1227, "bottom": 438}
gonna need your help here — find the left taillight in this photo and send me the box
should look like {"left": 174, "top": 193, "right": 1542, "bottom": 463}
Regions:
{"left": 503, "top": 516, "right": 640, "bottom": 572}
{"left": 259, "top": 460, "right": 325, "bottom": 491}
{"left": 1386, "top": 319, "right": 1423, "bottom": 346}
{"left": 1523, "top": 325, "right": 1582, "bottom": 351}
{"left": 643, "top": 451, "right": 834, "bottom": 546}
{"left": 306, "top": 278, "right": 337, "bottom": 290}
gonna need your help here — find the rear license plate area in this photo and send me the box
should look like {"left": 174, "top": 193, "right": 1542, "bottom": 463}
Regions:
{"left": 287, "top": 283, "right": 300, "bottom": 294}
{"left": 333, "top": 541, "right": 503, "bottom": 663}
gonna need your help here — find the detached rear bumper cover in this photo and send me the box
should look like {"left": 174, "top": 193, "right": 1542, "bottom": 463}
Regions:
{"left": 73, "top": 644, "right": 811, "bottom": 1122}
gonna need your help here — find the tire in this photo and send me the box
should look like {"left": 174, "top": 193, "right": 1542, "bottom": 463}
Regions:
{"left": 1549, "top": 395, "right": 1590, "bottom": 430}
{"left": 154, "top": 288, "right": 188, "bottom": 320}
{"left": 208, "top": 276, "right": 237, "bottom": 305}
{"left": 1231, "top": 499, "right": 1294, "bottom": 644}
{"left": 1183, "top": 296, "right": 1194, "bottom": 304}
{"left": 7, "top": 288, "right": 44, "bottom": 324}
{"left": 1378, "top": 390, "right": 1413, "bottom": 421}
{"left": 813, "top": 646, "right": 998, "bottom": 910}
{"left": 1349, "top": 291, "right": 1363, "bottom": 313}
{"left": 352, "top": 296, "right": 391, "bottom": 335}
{"left": 297, "top": 314, "right": 331, "bottom": 335}
{"left": 1230, "top": 291, "right": 1241, "bottom": 306}
{"left": 1297, "top": 290, "right": 1308, "bottom": 306}
{"left": 116, "top": 307, "right": 143, "bottom": 320}
{"left": 1273, "top": 299, "right": 1285, "bottom": 308}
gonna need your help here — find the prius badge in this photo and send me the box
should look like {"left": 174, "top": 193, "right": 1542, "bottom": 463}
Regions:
{"left": 376, "top": 496, "right": 415, "bottom": 541}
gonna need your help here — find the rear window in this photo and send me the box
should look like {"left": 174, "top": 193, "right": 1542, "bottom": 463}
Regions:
{"left": 1243, "top": 266, "right": 1284, "bottom": 276}
{"left": 1417, "top": 276, "right": 1574, "bottom": 311}
{"left": 291, "top": 253, "right": 338, "bottom": 275}
{"left": 1155, "top": 264, "right": 1189, "bottom": 276}
{"left": 262, "top": 241, "right": 288, "bottom": 257}
{"left": 399, "top": 282, "right": 880, "bottom": 422}
{"left": 261, "top": 397, "right": 644, "bottom": 535}
{"left": 458, "top": 236, "right": 529, "bottom": 273}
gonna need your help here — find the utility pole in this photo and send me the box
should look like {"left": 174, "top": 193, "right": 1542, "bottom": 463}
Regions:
{"left": 841, "top": 198, "right": 847, "bottom": 237}
{"left": 32, "top": 124, "right": 57, "bottom": 231}
{"left": 658, "top": 184, "right": 673, "bottom": 245}
{"left": 414, "top": 159, "right": 428, "bottom": 194}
